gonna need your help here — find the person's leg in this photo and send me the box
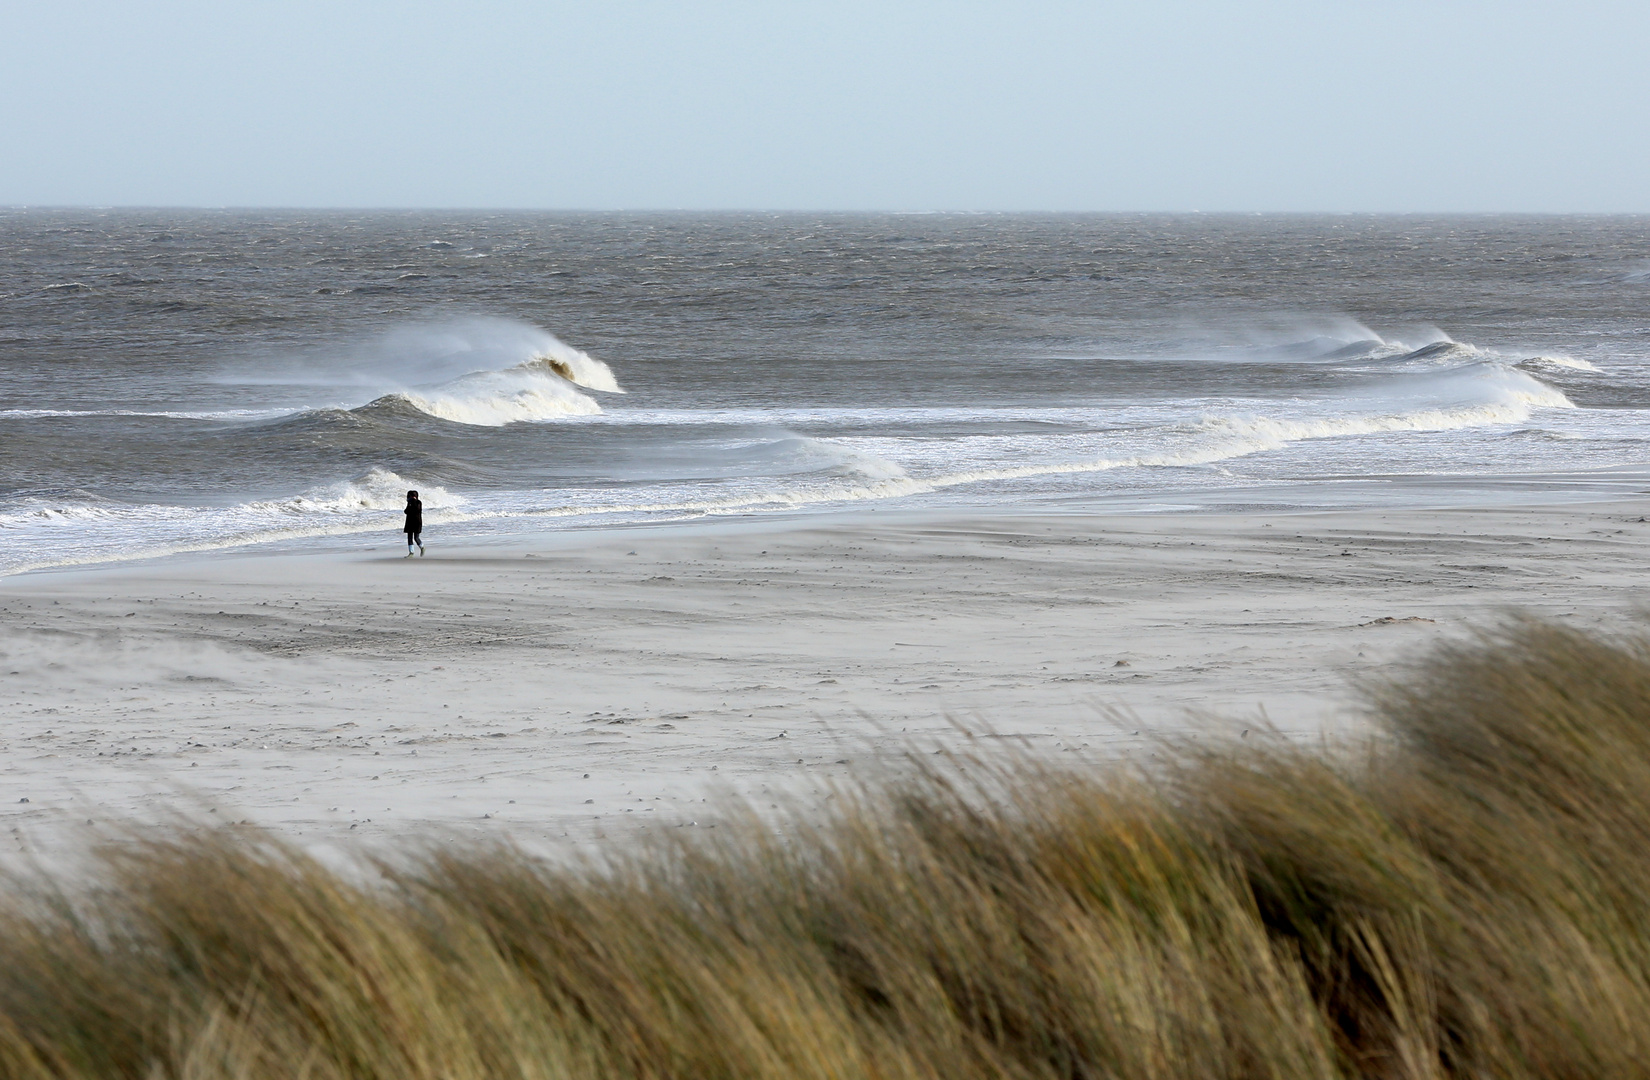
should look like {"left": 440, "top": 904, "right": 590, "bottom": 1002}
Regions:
{"left": 406, "top": 532, "right": 416, "bottom": 556}
{"left": 415, "top": 531, "right": 424, "bottom": 555}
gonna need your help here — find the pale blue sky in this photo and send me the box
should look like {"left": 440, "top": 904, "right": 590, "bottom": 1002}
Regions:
{"left": 3, "top": 0, "right": 1646, "bottom": 211}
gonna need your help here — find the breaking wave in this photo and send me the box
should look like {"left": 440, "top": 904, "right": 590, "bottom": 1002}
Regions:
{"left": 387, "top": 368, "right": 605, "bottom": 426}
{"left": 723, "top": 436, "right": 915, "bottom": 481}
{"left": 1389, "top": 341, "right": 1489, "bottom": 365}
{"left": 0, "top": 345, "right": 1589, "bottom": 577}
{"left": 362, "top": 325, "right": 622, "bottom": 426}
{"left": 544, "top": 363, "right": 1579, "bottom": 514}
{"left": 923, "top": 362, "right": 1573, "bottom": 490}
{"left": 517, "top": 338, "right": 623, "bottom": 394}
{"left": 1208, "top": 318, "right": 1452, "bottom": 363}
{"left": 0, "top": 469, "right": 460, "bottom": 531}
{"left": 1204, "top": 321, "right": 1594, "bottom": 377}
{"left": 246, "top": 468, "right": 465, "bottom": 515}
{"left": 1516, "top": 355, "right": 1601, "bottom": 374}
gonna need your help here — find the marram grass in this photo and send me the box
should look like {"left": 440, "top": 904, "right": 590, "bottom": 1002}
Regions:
{"left": 5, "top": 619, "right": 1650, "bottom": 1079}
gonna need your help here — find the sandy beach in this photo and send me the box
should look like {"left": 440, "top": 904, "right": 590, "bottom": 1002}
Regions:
{"left": 2, "top": 500, "right": 1646, "bottom": 848}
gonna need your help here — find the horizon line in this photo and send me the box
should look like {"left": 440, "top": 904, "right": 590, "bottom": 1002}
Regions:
{"left": 4, "top": 205, "right": 1649, "bottom": 218}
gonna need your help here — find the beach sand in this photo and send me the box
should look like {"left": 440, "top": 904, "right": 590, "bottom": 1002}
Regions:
{"left": 2, "top": 501, "right": 1646, "bottom": 849}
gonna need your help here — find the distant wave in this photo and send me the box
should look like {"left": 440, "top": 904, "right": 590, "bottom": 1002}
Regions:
{"left": 1515, "top": 355, "right": 1601, "bottom": 373}
{"left": 1202, "top": 322, "right": 1592, "bottom": 378}
{"left": 919, "top": 362, "right": 1573, "bottom": 490}
{"left": 1373, "top": 342, "right": 1599, "bottom": 375}
{"left": 518, "top": 364, "right": 1577, "bottom": 512}
{"left": 1208, "top": 318, "right": 1451, "bottom": 363}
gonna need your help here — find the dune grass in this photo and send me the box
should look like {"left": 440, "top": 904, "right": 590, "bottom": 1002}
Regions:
{"left": 5, "top": 618, "right": 1650, "bottom": 1078}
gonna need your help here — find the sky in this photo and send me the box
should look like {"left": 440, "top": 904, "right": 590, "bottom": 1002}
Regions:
{"left": 2, "top": 0, "right": 1647, "bottom": 212}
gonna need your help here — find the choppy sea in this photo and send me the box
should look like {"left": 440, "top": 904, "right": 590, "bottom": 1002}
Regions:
{"left": 2, "top": 211, "right": 1647, "bottom": 576}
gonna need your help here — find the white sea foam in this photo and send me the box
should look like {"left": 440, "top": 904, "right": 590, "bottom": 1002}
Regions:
{"left": 1516, "top": 355, "right": 1601, "bottom": 373}
{"left": 248, "top": 468, "right": 465, "bottom": 515}
{"left": 0, "top": 469, "right": 468, "bottom": 575}
{"left": 0, "top": 469, "right": 459, "bottom": 532}
{"left": 920, "top": 363, "right": 1573, "bottom": 490}
{"left": 399, "top": 367, "right": 605, "bottom": 425}
{"left": 518, "top": 474, "right": 937, "bottom": 520}
{"left": 1, "top": 500, "right": 125, "bottom": 524}
{"left": 751, "top": 436, "right": 913, "bottom": 481}
{"left": 500, "top": 366, "right": 1576, "bottom": 514}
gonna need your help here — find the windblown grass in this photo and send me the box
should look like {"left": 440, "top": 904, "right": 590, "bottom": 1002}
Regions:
{"left": 5, "top": 618, "right": 1650, "bottom": 1078}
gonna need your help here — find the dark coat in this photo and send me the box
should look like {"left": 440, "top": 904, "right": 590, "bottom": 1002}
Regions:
{"left": 404, "top": 498, "right": 423, "bottom": 534}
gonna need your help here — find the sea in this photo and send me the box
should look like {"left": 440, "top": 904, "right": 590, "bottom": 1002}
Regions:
{"left": 2, "top": 211, "right": 1647, "bottom": 577}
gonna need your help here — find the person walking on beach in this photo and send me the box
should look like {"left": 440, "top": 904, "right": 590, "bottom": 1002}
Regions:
{"left": 403, "top": 490, "right": 424, "bottom": 557}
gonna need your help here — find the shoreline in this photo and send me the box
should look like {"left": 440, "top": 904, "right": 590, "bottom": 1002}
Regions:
{"left": 8, "top": 459, "right": 1650, "bottom": 583}
{"left": 3, "top": 497, "right": 1648, "bottom": 849}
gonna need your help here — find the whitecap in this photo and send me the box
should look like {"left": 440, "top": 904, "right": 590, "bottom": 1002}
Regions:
{"left": 248, "top": 468, "right": 465, "bottom": 515}
{"left": 1516, "top": 355, "right": 1601, "bottom": 373}
{"left": 398, "top": 368, "right": 604, "bottom": 426}
{"left": 920, "top": 362, "right": 1574, "bottom": 490}
{"left": 366, "top": 319, "right": 623, "bottom": 425}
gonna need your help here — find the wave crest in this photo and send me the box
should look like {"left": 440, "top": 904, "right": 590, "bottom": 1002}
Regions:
{"left": 924, "top": 363, "right": 1573, "bottom": 490}
{"left": 1516, "top": 355, "right": 1601, "bottom": 373}
{"left": 393, "top": 368, "right": 605, "bottom": 426}
{"left": 335, "top": 319, "right": 623, "bottom": 426}
{"left": 248, "top": 468, "right": 465, "bottom": 515}
{"left": 391, "top": 327, "right": 620, "bottom": 426}
{"left": 517, "top": 340, "right": 624, "bottom": 393}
